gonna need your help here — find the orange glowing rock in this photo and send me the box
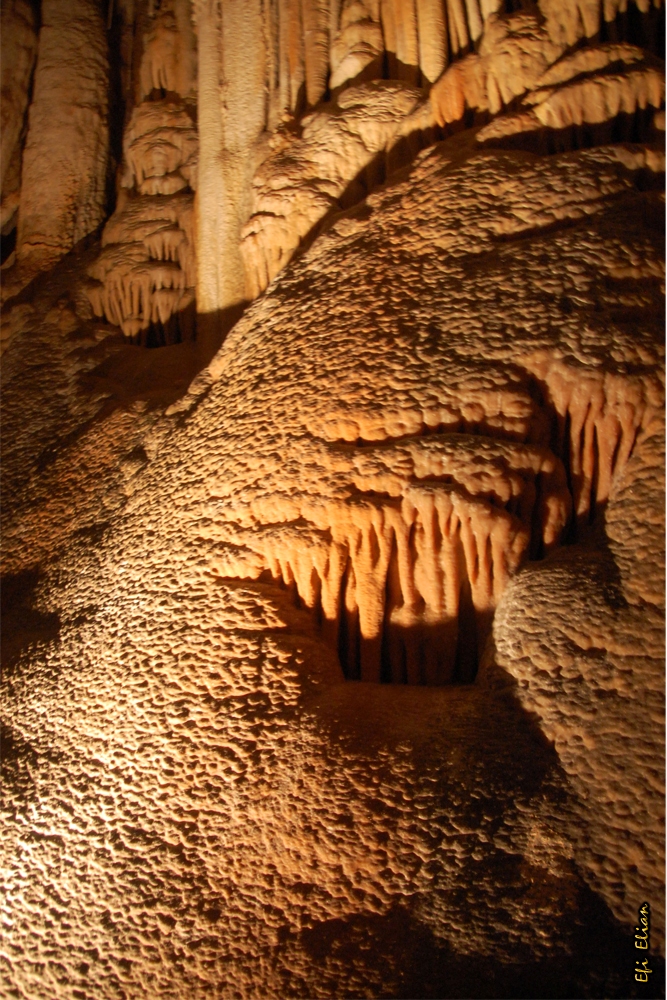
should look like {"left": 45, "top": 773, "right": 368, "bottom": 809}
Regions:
{"left": 0, "top": 1, "right": 664, "bottom": 996}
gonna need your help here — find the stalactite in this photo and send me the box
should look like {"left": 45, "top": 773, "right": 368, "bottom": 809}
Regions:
{"left": 86, "top": 194, "right": 196, "bottom": 340}
{"left": 278, "top": 0, "right": 294, "bottom": 113}
{"left": 432, "top": 5, "right": 665, "bottom": 131}
{"left": 463, "top": 0, "right": 483, "bottom": 44}
{"left": 541, "top": 0, "right": 664, "bottom": 49}
{"left": 138, "top": 0, "right": 197, "bottom": 100}
{"left": 392, "top": 0, "right": 420, "bottom": 83}
{"left": 302, "top": 0, "right": 331, "bottom": 106}
{"left": 86, "top": 0, "right": 197, "bottom": 342}
{"left": 445, "top": 0, "right": 470, "bottom": 57}
{"left": 287, "top": 0, "right": 307, "bottom": 111}
{"left": 381, "top": 0, "right": 399, "bottom": 77}
{"left": 526, "top": 359, "right": 659, "bottom": 527}
{"left": 528, "top": 65, "right": 665, "bottom": 131}
{"left": 207, "top": 356, "right": 658, "bottom": 685}
{"left": 209, "top": 432, "right": 572, "bottom": 683}
{"left": 417, "top": 0, "right": 449, "bottom": 84}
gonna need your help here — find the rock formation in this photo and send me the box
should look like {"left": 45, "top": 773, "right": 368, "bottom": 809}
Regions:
{"left": 85, "top": 0, "right": 197, "bottom": 344}
{"left": 0, "top": 0, "right": 37, "bottom": 249}
{"left": 1, "top": 0, "right": 664, "bottom": 997}
{"left": 16, "top": 0, "right": 109, "bottom": 272}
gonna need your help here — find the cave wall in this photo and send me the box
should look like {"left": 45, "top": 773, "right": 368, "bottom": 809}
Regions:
{"left": 0, "top": 1, "right": 665, "bottom": 997}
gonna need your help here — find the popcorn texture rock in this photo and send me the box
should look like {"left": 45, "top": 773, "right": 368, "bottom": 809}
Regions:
{"left": 1, "top": 2, "right": 665, "bottom": 997}
{"left": 240, "top": 81, "right": 432, "bottom": 298}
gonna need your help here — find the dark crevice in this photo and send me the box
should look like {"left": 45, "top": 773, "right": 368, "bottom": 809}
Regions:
{"left": 480, "top": 107, "right": 663, "bottom": 158}
{"left": 1, "top": 568, "right": 61, "bottom": 675}
{"left": 129, "top": 299, "right": 196, "bottom": 348}
{"left": 1, "top": 226, "right": 17, "bottom": 267}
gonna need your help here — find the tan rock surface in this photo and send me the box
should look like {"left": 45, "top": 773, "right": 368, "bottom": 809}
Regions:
{"left": 2, "top": 128, "right": 664, "bottom": 996}
{"left": 0, "top": 0, "right": 37, "bottom": 232}
{"left": 241, "top": 81, "right": 432, "bottom": 298}
{"left": 16, "top": 0, "right": 109, "bottom": 270}
{"left": 1, "top": 5, "right": 664, "bottom": 997}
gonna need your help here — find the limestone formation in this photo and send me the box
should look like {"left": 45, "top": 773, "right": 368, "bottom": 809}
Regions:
{"left": 1, "top": 2, "right": 665, "bottom": 998}
{"left": 86, "top": 190, "right": 196, "bottom": 341}
{"left": 85, "top": 1, "right": 198, "bottom": 344}
{"left": 241, "top": 81, "right": 432, "bottom": 298}
{"left": 137, "top": 0, "right": 197, "bottom": 102}
{"left": 192, "top": 0, "right": 515, "bottom": 317}
{"left": 431, "top": 3, "right": 664, "bottom": 128}
{"left": 16, "top": 0, "right": 109, "bottom": 271}
{"left": 0, "top": 0, "right": 37, "bottom": 241}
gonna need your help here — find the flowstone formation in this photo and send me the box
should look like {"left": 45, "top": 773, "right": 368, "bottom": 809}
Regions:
{"left": 85, "top": 0, "right": 198, "bottom": 345}
{"left": 1, "top": 1, "right": 665, "bottom": 998}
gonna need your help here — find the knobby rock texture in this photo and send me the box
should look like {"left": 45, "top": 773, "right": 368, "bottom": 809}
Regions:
{"left": 1, "top": 0, "right": 665, "bottom": 998}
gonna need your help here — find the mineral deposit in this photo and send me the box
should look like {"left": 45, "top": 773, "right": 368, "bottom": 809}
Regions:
{"left": 1, "top": 1, "right": 664, "bottom": 997}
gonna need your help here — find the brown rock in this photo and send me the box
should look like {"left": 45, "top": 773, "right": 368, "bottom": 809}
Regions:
{"left": 16, "top": 0, "right": 109, "bottom": 270}
{"left": 0, "top": 0, "right": 37, "bottom": 232}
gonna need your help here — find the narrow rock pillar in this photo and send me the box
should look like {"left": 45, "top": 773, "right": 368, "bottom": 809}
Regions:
{"left": 195, "top": 0, "right": 266, "bottom": 325}
{"left": 17, "top": 0, "right": 109, "bottom": 269}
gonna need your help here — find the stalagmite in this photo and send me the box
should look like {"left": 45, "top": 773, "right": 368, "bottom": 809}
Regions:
{"left": 17, "top": 0, "right": 109, "bottom": 269}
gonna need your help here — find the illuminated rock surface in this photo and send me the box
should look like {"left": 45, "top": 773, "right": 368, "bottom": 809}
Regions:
{"left": 15, "top": 0, "right": 109, "bottom": 273}
{"left": 0, "top": 0, "right": 37, "bottom": 239}
{"left": 1, "top": 1, "right": 664, "bottom": 998}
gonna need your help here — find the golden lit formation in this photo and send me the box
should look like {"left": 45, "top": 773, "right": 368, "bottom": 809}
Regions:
{"left": 1, "top": 0, "right": 664, "bottom": 997}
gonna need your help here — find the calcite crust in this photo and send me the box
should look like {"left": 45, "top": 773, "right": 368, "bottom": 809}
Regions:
{"left": 1, "top": 1, "right": 664, "bottom": 997}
